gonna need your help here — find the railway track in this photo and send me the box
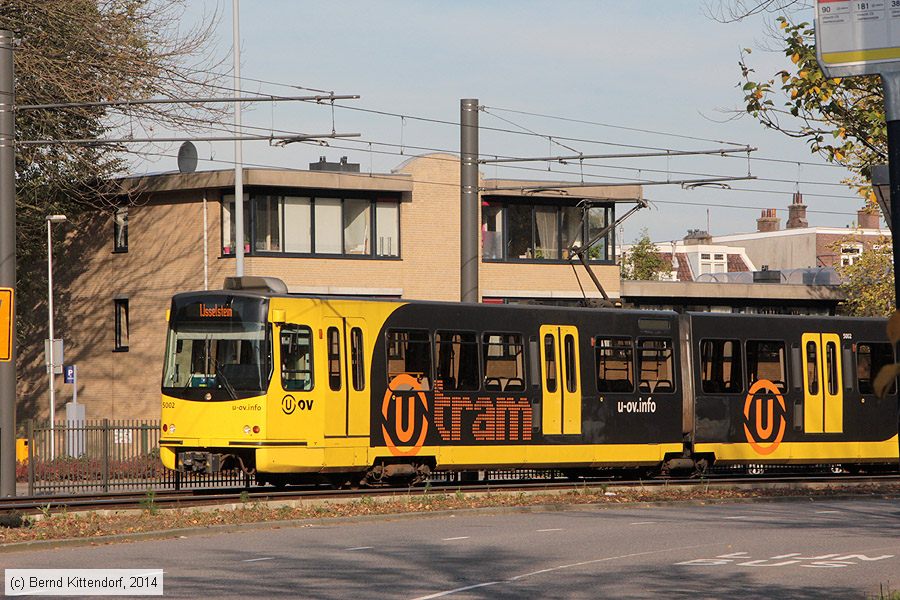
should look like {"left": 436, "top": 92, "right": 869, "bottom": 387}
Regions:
{"left": 2, "top": 473, "right": 899, "bottom": 516}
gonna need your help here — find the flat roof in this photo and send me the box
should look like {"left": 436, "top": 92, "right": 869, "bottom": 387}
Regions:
{"left": 118, "top": 168, "right": 413, "bottom": 195}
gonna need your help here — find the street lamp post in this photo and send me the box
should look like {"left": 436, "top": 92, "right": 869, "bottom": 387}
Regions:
{"left": 46, "top": 214, "right": 66, "bottom": 457}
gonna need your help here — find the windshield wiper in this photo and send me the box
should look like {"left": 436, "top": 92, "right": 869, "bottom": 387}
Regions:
{"left": 214, "top": 359, "right": 238, "bottom": 400}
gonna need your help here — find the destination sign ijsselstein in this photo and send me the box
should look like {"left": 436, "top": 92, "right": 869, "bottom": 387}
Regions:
{"left": 198, "top": 304, "right": 233, "bottom": 318}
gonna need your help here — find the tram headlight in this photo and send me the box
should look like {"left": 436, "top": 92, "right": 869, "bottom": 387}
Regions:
{"left": 243, "top": 425, "right": 251, "bottom": 434}
{"left": 169, "top": 424, "right": 175, "bottom": 434}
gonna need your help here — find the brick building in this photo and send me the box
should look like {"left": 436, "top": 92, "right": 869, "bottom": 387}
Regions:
{"left": 714, "top": 193, "right": 890, "bottom": 270}
{"left": 20, "top": 153, "right": 638, "bottom": 422}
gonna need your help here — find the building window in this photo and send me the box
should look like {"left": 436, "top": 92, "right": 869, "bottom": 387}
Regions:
{"left": 699, "top": 251, "right": 727, "bottom": 274}
{"left": 113, "top": 208, "right": 128, "bottom": 253}
{"left": 284, "top": 196, "right": 312, "bottom": 253}
{"left": 482, "top": 199, "right": 613, "bottom": 263}
{"left": 343, "top": 198, "right": 371, "bottom": 254}
{"left": 840, "top": 242, "right": 863, "bottom": 266}
{"left": 223, "top": 194, "right": 399, "bottom": 258}
{"left": 114, "top": 299, "right": 129, "bottom": 352}
{"left": 221, "top": 193, "right": 250, "bottom": 256}
{"left": 375, "top": 201, "right": 400, "bottom": 257}
{"left": 254, "top": 194, "right": 282, "bottom": 252}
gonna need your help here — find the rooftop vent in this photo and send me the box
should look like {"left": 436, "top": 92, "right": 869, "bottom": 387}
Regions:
{"left": 309, "top": 156, "right": 360, "bottom": 173}
{"left": 752, "top": 266, "right": 781, "bottom": 284}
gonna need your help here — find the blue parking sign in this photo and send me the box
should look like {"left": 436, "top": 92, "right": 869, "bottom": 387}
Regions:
{"left": 64, "top": 365, "right": 76, "bottom": 384}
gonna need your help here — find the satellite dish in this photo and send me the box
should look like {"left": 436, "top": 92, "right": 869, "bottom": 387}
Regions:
{"left": 177, "top": 141, "right": 198, "bottom": 174}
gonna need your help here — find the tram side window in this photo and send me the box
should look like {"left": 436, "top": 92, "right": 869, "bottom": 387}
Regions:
{"left": 350, "top": 327, "right": 365, "bottom": 392}
{"left": 596, "top": 337, "right": 634, "bottom": 393}
{"left": 544, "top": 334, "right": 557, "bottom": 393}
{"left": 386, "top": 329, "right": 432, "bottom": 389}
{"left": 483, "top": 333, "right": 526, "bottom": 391}
{"left": 435, "top": 331, "right": 480, "bottom": 391}
{"left": 857, "top": 342, "right": 896, "bottom": 395}
{"left": 637, "top": 338, "right": 674, "bottom": 393}
{"left": 327, "top": 327, "right": 341, "bottom": 391}
{"left": 805, "top": 340, "right": 819, "bottom": 395}
{"left": 281, "top": 326, "right": 313, "bottom": 391}
{"left": 700, "top": 339, "right": 743, "bottom": 394}
{"left": 825, "top": 340, "right": 839, "bottom": 395}
{"left": 746, "top": 340, "right": 787, "bottom": 392}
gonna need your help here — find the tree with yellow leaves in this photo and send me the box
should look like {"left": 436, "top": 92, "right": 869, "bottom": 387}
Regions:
{"left": 835, "top": 237, "right": 894, "bottom": 317}
{"left": 739, "top": 17, "right": 885, "bottom": 201}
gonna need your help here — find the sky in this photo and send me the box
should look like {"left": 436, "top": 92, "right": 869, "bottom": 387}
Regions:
{"left": 136, "top": 1, "right": 868, "bottom": 244}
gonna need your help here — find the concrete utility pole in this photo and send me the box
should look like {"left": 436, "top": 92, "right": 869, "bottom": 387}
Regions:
{"left": 0, "top": 30, "right": 16, "bottom": 497}
{"left": 460, "top": 99, "right": 479, "bottom": 303}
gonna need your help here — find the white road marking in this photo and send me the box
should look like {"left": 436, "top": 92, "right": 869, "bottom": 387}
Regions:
{"left": 536, "top": 528, "right": 562, "bottom": 532}
{"left": 242, "top": 557, "right": 274, "bottom": 563}
{"left": 442, "top": 536, "right": 469, "bottom": 541}
{"left": 815, "top": 510, "right": 841, "bottom": 514}
{"left": 346, "top": 546, "right": 373, "bottom": 551}
{"left": 724, "top": 516, "right": 749, "bottom": 520}
{"left": 411, "top": 581, "right": 501, "bottom": 600}
{"left": 630, "top": 521, "right": 654, "bottom": 525}
{"left": 409, "top": 542, "right": 720, "bottom": 599}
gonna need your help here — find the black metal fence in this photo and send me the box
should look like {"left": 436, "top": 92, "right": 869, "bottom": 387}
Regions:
{"left": 24, "top": 419, "right": 247, "bottom": 495}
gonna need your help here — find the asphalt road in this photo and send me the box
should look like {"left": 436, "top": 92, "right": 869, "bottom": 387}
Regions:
{"left": 3, "top": 497, "right": 899, "bottom": 599}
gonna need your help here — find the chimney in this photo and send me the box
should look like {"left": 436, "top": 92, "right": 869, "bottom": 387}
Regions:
{"left": 857, "top": 208, "right": 880, "bottom": 229}
{"left": 787, "top": 192, "right": 808, "bottom": 229}
{"left": 757, "top": 208, "right": 780, "bottom": 233}
{"left": 683, "top": 229, "right": 712, "bottom": 245}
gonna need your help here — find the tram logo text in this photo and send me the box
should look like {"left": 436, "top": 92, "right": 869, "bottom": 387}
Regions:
{"left": 742, "top": 379, "right": 786, "bottom": 455}
{"left": 432, "top": 381, "right": 532, "bottom": 442}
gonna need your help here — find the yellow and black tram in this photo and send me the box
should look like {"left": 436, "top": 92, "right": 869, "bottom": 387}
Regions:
{"left": 159, "top": 276, "right": 898, "bottom": 485}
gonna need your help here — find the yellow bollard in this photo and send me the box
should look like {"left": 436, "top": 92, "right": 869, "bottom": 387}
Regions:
{"left": 15, "top": 438, "right": 27, "bottom": 463}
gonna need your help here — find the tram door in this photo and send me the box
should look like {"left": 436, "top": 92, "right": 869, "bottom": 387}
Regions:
{"left": 539, "top": 325, "right": 581, "bottom": 435}
{"left": 324, "top": 317, "right": 368, "bottom": 437}
{"left": 801, "top": 333, "right": 843, "bottom": 434}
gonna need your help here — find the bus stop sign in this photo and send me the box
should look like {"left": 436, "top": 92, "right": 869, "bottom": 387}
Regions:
{"left": 816, "top": 0, "right": 900, "bottom": 77}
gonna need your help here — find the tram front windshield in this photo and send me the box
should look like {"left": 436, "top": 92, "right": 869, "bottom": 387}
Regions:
{"left": 162, "top": 322, "right": 270, "bottom": 398}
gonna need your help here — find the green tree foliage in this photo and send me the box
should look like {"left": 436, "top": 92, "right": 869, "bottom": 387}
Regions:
{"left": 620, "top": 231, "right": 672, "bottom": 281}
{"left": 836, "top": 237, "right": 894, "bottom": 317}
{"left": 738, "top": 16, "right": 885, "bottom": 195}
{"left": 1, "top": 0, "right": 225, "bottom": 340}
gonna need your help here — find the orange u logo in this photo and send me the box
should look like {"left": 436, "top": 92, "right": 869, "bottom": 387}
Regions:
{"left": 743, "top": 379, "right": 786, "bottom": 456}
{"left": 381, "top": 373, "right": 429, "bottom": 457}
